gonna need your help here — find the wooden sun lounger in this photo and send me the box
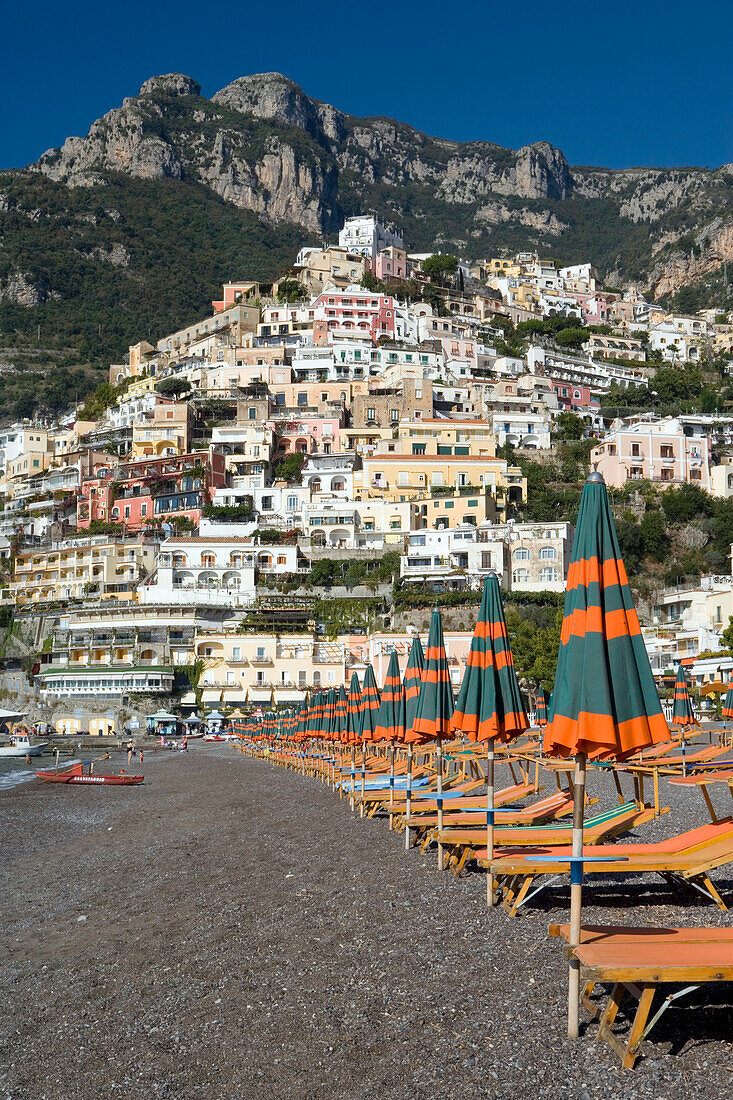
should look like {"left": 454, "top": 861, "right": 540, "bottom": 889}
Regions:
{"left": 436, "top": 801, "right": 652, "bottom": 877}
{"left": 490, "top": 819, "right": 733, "bottom": 916}
{"left": 403, "top": 789, "right": 571, "bottom": 842}
{"left": 356, "top": 775, "right": 486, "bottom": 816}
{"left": 552, "top": 926, "right": 733, "bottom": 1067}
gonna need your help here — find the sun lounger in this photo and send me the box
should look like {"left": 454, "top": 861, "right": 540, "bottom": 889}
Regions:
{"left": 489, "top": 818, "right": 733, "bottom": 916}
{"left": 436, "top": 801, "right": 653, "bottom": 876}
{"left": 550, "top": 924, "right": 733, "bottom": 1067}
{"left": 402, "top": 789, "right": 573, "bottom": 843}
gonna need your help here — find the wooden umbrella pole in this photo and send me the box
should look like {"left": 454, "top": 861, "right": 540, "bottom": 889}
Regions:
{"left": 389, "top": 742, "right": 396, "bottom": 829}
{"left": 349, "top": 744, "right": 356, "bottom": 811}
{"left": 486, "top": 745, "right": 495, "bottom": 906}
{"left": 436, "top": 739, "right": 444, "bottom": 870}
{"left": 405, "top": 743, "right": 413, "bottom": 850}
{"left": 360, "top": 745, "right": 366, "bottom": 816}
{"left": 568, "top": 750, "right": 587, "bottom": 1039}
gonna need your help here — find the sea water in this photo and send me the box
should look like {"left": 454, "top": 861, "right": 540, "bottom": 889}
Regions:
{"left": 0, "top": 758, "right": 37, "bottom": 790}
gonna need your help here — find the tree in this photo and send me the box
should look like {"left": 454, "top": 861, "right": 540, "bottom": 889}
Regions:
{"left": 640, "top": 510, "right": 670, "bottom": 561}
{"left": 308, "top": 559, "right": 336, "bottom": 586}
{"left": 276, "top": 279, "right": 307, "bottom": 303}
{"left": 422, "top": 254, "right": 458, "bottom": 282}
{"left": 155, "top": 377, "right": 191, "bottom": 397}
{"left": 554, "top": 412, "right": 585, "bottom": 441}
{"left": 274, "top": 452, "right": 307, "bottom": 483}
{"left": 721, "top": 617, "right": 733, "bottom": 654}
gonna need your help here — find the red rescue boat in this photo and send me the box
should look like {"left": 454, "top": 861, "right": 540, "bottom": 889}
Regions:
{"left": 35, "top": 761, "right": 143, "bottom": 785}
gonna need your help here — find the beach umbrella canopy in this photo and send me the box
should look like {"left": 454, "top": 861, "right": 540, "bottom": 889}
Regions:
{"left": 543, "top": 472, "right": 668, "bottom": 1037}
{"left": 672, "top": 663, "right": 695, "bottom": 727}
{"left": 334, "top": 685, "right": 348, "bottom": 743}
{"left": 374, "top": 651, "right": 406, "bottom": 743}
{"left": 359, "top": 664, "right": 381, "bottom": 742}
{"left": 452, "top": 573, "right": 527, "bottom": 899}
{"left": 544, "top": 473, "right": 668, "bottom": 761}
{"left": 723, "top": 674, "right": 733, "bottom": 720}
{"left": 324, "top": 688, "right": 338, "bottom": 740}
{"left": 403, "top": 635, "right": 425, "bottom": 740}
{"left": 535, "top": 687, "right": 549, "bottom": 728}
{"left": 406, "top": 609, "right": 454, "bottom": 745}
{"left": 346, "top": 673, "right": 362, "bottom": 745}
{"left": 453, "top": 574, "right": 528, "bottom": 745}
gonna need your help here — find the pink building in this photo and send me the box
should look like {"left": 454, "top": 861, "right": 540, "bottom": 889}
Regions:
{"left": 591, "top": 418, "right": 711, "bottom": 490}
{"left": 551, "top": 382, "right": 594, "bottom": 409}
{"left": 312, "top": 287, "right": 396, "bottom": 343}
{"left": 268, "top": 417, "right": 343, "bottom": 456}
{"left": 373, "top": 246, "right": 408, "bottom": 282}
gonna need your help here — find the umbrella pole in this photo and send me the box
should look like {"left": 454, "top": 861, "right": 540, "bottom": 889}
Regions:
{"left": 486, "top": 745, "right": 495, "bottom": 906}
{"left": 360, "top": 745, "right": 366, "bottom": 817}
{"left": 389, "top": 742, "right": 396, "bottom": 829}
{"left": 405, "top": 743, "right": 413, "bottom": 850}
{"left": 436, "top": 739, "right": 444, "bottom": 870}
{"left": 568, "top": 750, "right": 587, "bottom": 1039}
{"left": 349, "top": 744, "right": 356, "bottom": 811}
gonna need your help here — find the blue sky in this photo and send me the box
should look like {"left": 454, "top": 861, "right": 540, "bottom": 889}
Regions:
{"left": 2, "top": 0, "right": 731, "bottom": 171}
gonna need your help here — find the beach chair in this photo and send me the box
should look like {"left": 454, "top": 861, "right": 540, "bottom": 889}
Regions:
{"left": 489, "top": 818, "right": 733, "bottom": 916}
{"left": 437, "top": 801, "right": 652, "bottom": 877}
{"left": 403, "top": 788, "right": 570, "bottom": 846}
{"left": 549, "top": 923, "right": 733, "bottom": 1067}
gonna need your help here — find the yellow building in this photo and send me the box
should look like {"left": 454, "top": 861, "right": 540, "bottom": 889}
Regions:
{"left": 131, "top": 402, "right": 191, "bottom": 457}
{"left": 194, "top": 632, "right": 347, "bottom": 706}
{"left": 353, "top": 453, "right": 525, "bottom": 516}
{"left": 395, "top": 418, "right": 497, "bottom": 457}
{"left": 12, "top": 538, "right": 157, "bottom": 605}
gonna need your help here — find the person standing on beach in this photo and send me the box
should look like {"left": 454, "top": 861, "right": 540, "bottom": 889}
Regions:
{"left": 127, "top": 740, "right": 134, "bottom": 765}
{"left": 138, "top": 746, "right": 144, "bottom": 766}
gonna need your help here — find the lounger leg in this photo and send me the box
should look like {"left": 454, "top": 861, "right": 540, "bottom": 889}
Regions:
{"left": 622, "top": 984, "right": 655, "bottom": 1069}
{"left": 506, "top": 874, "right": 534, "bottom": 918}
{"left": 698, "top": 873, "right": 728, "bottom": 911}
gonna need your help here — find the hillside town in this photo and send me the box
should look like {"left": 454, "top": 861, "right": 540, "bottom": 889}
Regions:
{"left": 2, "top": 212, "right": 733, "bottom": 734}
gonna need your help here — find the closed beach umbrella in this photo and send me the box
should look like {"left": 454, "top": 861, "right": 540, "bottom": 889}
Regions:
{"left": 374, "top": 650, "right": 406, "bottom": 744}
{"left": 406, "top": 609, "right": 454, "bottom": 860}
{"left": 335, "top": 685, "right": 348, "bottom": 743}
{"left": 402, "top": 634, "right": 426, "bottom": 847}
{"left": 723, "top": 674, "right": 733, "bottom": 721}
{"left": 453, "top": 573, "right": 528, "bottom": 900}
{"left": 535, "top": 687, "right": 549, "bottom": 728}
{"left": 544, "top": 472, "right": 668, "bottom": 1037}
{"left": 358, "top": 663, "right": 381, "bottom": 802}
{"left": 374, "top": 650, "right": 406, "bottom": 815}
{"left": 672, "top": 663, "right": 695, "bottom": 727}
{"left": 346, "top": 672, "right": 362, "bottom": 804}
{"left": 404, "top": 636, "right": 425, "bottom": 738}
{"left": 359, "top": 664, "right": 381, "bottom": 742}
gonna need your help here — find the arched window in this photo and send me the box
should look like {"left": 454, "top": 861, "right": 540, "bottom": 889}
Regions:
{"left": 513, "top": 547, "right": 530, "bottom": 561}
{"left": 259, "top": 553, "right": 272, "bottom": 569}
{"left": 201, "top": 553, "right": 215, "bottom": 568}
{"left": 540, "top": 566, "right": 559, "bottom": 582}
{"left": 539, "top": 546, "right": 557, "bottom": 560}
{"left": 310, "top": 478, "right": 321, "bottom": 492}
{"left": 111, "top": 507, "right": 119, "bottom": 520}
{"left": 512, "top": 568, "right": 530, "bottom": 584}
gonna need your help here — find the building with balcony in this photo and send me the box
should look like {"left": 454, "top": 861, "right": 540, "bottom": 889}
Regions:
{"left": 11, "top": 536, "right": 158, "bottom": 605}
{"left": 591, "top": 417, "right": 711, "bottom": 490}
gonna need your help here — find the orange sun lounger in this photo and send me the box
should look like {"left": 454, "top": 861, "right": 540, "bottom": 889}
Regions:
{"left": 489, "top": 818, "right": 733, "bottom": 916}
{"left": 549, "top": 923, "right": 733, "bottom": 1068}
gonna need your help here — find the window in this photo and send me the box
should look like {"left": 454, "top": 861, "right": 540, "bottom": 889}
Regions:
{"left": 539, "top": 546, "right": 557, "bottom": 560}
{"left": 481, "top": 552, "right": 493, "bottom": 569}
{"left": 124, "top": 506, "right": 130, "bottom": 519}
{"left": 141, "top": 504, "right": 147, "bottom": 517}
{"left": 660, "top": 444, "right": 674, "bottom": 459}
{"left": 540, "top": 566, "right": 559, "bottom": 582}
{"left": 513, "top": 547, "right": 530, "bottom": 560}
{"left": 297, "top": 393, "right": 308, "bottom": 406}
{"left": 410, "top": 535, "right": 426, "bottom": 546}
{"left": 631, "top": 443, "right": 641, "bottom": 457}
{"left": 367, "top": 407, "right": 376, "bottom": 421}
{"left": 256, "top": 646, "right": 266, "bottom": 660}
{"left": 256, "top": 671, "right": 265, "bottom": 684}
{"left": 248, "top": 407, "right": 257, "bottom": 420}
{"left": 512, "top": 568, "right": 530, "bottom": 584}
{"left": 232, "top": 646, "right": 241, "bottom": 661}
{"left": 277, "top": 555, "right": 287, "bottom": 566}
{"left": 390, "top": 409, "right": 399, "bottom": 422}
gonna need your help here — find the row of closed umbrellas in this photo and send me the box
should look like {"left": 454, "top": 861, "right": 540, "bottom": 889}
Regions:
{"left": 235, "top": 472, "right": 699, "bottom": 1038}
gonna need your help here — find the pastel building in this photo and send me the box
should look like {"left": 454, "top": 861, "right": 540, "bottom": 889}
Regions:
{"left": 591, "top": 417, "right": 711, "bottom": 490}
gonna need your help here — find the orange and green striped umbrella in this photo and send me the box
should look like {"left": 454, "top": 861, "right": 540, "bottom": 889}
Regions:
{"left": 544, "top": 472, "right": 668, "bottom": 761}
{"left": 452, "top": 574, "right": 528, "bottom": 744}
{"left": 324, "top": 688, "right": 338, "bottom": 740}
{"left": 346, "top": 673, "right": 362, "bottom": 745}
{"left": 374, "top": 650, "right": 406, "bottom": 743}
{"left": 335, "top": 685, "right": 348, "bottom": 743}
{"left": 403, "top": 636, "right": 425, "bottom": 740}
{"left": 672, "top": 663, "right": 695, "bottom": 727}
{"left": 542, "top": 471, "right": 668, "bottom": 1038}
{"left": 723, "top": 674, "right": 733, "bottom": 720}
{"left": 407, "top": 609, "right": 454, "bottom": 745}
{"left": 359, "top": 664, "right": 381, "bottom": 742}
{"left": 535, "top": 687, "right": 549, "bottom": 727}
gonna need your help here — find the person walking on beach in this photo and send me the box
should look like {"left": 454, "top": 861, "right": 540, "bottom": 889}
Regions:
{"left": 127, "top": 739, "right": 134, "bottom": 765}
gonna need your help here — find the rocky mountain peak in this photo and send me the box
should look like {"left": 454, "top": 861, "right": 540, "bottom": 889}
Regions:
{"left": 138, "top": 74, "right": 201, "bottom": 98}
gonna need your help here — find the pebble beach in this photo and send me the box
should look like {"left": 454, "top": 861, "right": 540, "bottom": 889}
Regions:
{"left": 1, "top": 743, "right": 731, "bottom": 1099}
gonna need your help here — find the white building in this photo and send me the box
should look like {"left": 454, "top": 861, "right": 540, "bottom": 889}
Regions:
{"left": 338, "top": 215, "right": 403, "bottom": 258}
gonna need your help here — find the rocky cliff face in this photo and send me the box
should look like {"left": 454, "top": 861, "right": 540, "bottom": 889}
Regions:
{"left": 24, "top": 72, "right": 733, "bottom": 298}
